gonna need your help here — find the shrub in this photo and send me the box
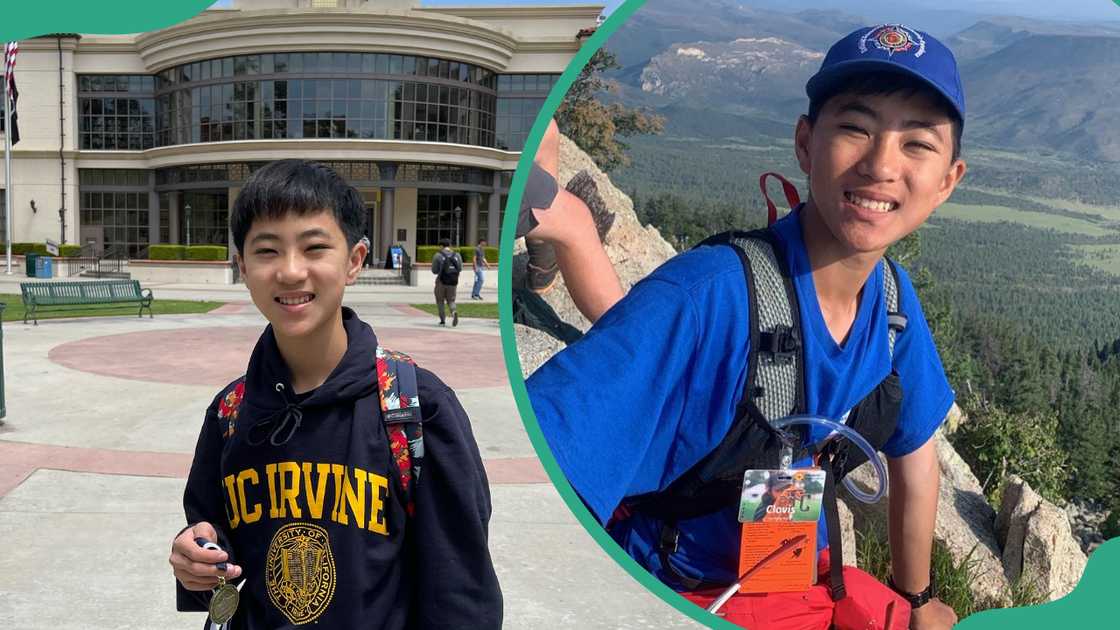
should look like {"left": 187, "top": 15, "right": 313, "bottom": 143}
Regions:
{"left": 1102, "top": 504, "right": 1120, "bottom": 540}
{"left": 421, "top": 245, "right": 499, "bottom": 262}
{"left": 458, "top": 246, "right": 499, "bottom": 263}
{"left": 149, "top": 244, "right": 186, "bottom": 260}
{"left": 10, "top": 242, "right": 48, "bottom": 255}
{"left": 416, "top": 246, "right": 440, "bottom": 263}
{"left": 951, "top": 396, "right": 1069, "bottom": 506}
{"left": 186, "top": 245, "right": 228, "bottom": 261}
{"left": 58, "top": 244, "right": 82, "bottom": 257}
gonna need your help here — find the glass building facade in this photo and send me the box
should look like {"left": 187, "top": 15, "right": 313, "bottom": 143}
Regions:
{"left": 79, "top": 57, "right": 557, "bottom": 152}
{"left": 74, "top": 55, "right": 552, "bottom": 255}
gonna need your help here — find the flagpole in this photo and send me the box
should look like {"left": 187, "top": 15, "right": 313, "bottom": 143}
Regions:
{"left": 3, "top": 63, "right": 11, "bottom": 275}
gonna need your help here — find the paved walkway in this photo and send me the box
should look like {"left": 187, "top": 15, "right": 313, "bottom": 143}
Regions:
{"left": 0, "top": 278, "right": 698, "bottom": 629}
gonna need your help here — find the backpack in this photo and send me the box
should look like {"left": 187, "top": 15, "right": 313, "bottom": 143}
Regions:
{"left": 216, "top": 347, "right": 425, "bottom": 517}
{"left": 625, "top": 173, "right": 908, "bottom": 600}
{"left": 438, "top": 251, "right": 462, "bottom": 286}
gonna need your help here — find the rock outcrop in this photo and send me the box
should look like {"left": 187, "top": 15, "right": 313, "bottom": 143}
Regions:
{"left": 997, "top": 476, "right": 1088, "bottom": 601}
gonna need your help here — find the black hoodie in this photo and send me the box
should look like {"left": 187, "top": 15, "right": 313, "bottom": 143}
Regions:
{"left": 177, "top": 308, "right": 502, "bottom": 629}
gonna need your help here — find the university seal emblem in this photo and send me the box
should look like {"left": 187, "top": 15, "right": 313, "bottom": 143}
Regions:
{"left": 265, "top": 522, "right": 336, "bottom": 625}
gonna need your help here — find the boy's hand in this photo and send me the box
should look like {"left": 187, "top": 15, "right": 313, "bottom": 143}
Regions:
{"left": 909, "top": 599, "right": 957, "bottom": 630}
{"left": 169, "top": 522, "right": 242, "bottom": 590}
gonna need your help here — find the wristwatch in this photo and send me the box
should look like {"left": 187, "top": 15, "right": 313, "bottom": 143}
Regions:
{"left": 888, "top": 574, "right": 935, "bottom": 609}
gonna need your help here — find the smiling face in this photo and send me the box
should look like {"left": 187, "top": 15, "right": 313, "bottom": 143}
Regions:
{"left": 795, "top": 89, "right": 966, "bottom": 258}
{"left": 236, "top": 210, "right": 366, "bottom": 341}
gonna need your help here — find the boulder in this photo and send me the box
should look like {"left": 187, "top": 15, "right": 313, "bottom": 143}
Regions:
{"left": 998, "top": 476, "right": 1087, "bottom": 601}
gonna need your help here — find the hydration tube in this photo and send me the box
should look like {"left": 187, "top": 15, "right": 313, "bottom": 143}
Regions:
{"left": 770, "top": 414, "right": 887, "bottom": 504}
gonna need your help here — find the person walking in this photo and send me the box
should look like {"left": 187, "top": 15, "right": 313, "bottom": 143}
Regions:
{"left": 472, "top": 239, "right": 490, "bottom": 300}
{"left": 432, "top": 238, "right": 462, "bottom": 326}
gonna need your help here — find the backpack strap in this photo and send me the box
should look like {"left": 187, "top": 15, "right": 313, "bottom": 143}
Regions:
{"left": 882, "top": 258, "right": 908, "bottom": 357}
{"left": 216, "top": 379, "right": 246, "bottom": 440}
{"left": 376, "top": 346, "right": 424, "bottom": 517}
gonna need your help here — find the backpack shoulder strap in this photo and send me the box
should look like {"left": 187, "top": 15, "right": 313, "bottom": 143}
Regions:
{"left": 376, "top": 346, "right": 424, "bottom": 517}
{"left": 698, "top": 229, "right": 806, "bottom": 423}
{"left": 216, "top": 377, "right": 247, "bottom": 440}
{"left": 882, "top": 257, "right": 908, "bottom": 359}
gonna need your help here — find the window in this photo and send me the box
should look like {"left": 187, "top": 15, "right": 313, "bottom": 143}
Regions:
{"left": 78, "top": 75, "right": 156, "bottom": 151}
{"left": 78, "top": 170, "right": 152, "bottom": 258}
{"left": 416, "top": 192, "right": 468, "bottom": 247}
{"left": 495, "top": 74, "right": 557, "bottom": 150}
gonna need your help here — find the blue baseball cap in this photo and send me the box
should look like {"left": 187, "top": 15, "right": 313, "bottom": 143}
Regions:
{"left": 806, "top": 24, "right": 965, "bottom": 124}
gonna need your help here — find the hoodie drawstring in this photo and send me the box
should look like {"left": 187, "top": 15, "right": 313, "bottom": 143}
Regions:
{"left": 246, "top": 383, "right": 305, "bottom": 447}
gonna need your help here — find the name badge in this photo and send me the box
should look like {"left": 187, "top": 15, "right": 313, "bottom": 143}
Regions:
{"left": 735, "top": 468, "right": 824, "bottom": 593}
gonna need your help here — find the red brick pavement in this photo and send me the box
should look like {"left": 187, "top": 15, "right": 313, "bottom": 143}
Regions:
{"left": 47, "top": 325, "right": 507, "bottom": 390}
{"left": 1, "top": 313, "right": 542, "bottom": 500}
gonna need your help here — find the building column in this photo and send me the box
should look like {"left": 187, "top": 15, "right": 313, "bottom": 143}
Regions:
{"left": 380, "top": 187, "right": 395, "bottom": 262}
{"left": 466, "top": 192, "right": 480, "bottom": 247}
{"left": 148, "top": 173, "right": 159, "bottom": 250}
{"left": 227, "top": 187, "right": 240, "bottom": 262}
{"left": 169, "top": 192, "right": 180, "bottom": 245}
{"left": 487, "top": 171, "right": 502, "bottom": 245}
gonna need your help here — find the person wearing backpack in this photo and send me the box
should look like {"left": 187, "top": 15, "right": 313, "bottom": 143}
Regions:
{"left": 431, "top": 238, "right": 463, "bottom": 327}
{"left": 167, "top": 160, "right": 501, "bottom": 629}
{"left": 524, "top": 24, "right": 966, "bottom": 630}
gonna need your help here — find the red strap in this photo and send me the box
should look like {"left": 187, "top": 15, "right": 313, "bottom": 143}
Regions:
{"left": 759, "top": 172, "right": 801, "bottom": 226}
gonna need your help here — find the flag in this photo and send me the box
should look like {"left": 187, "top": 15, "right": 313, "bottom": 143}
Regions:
{"left": 3, "top": 41, "right": 18, "bottom": 146}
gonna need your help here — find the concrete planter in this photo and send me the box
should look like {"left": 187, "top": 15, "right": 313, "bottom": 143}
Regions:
{"left": 129, "top": 259, "right": 233, "bottom": 284}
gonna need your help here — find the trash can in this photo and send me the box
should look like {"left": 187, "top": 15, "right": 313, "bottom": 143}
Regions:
{"left": 25, "top": 252, "right": 38, "bottom": 277}
{"left": 35, "top": 256, "right": 53, "bottom": 279}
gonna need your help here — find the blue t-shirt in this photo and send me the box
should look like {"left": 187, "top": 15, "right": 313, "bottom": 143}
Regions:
{"left": 526, "top": 210, "right": 954, "bottom": 588}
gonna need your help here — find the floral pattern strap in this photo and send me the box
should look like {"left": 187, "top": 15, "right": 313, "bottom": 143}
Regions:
{"left": 216, "top": 379, "right": 246, "bottom": 439}
{"left": 376, "top": 346, "right": 423, "bottom": 517}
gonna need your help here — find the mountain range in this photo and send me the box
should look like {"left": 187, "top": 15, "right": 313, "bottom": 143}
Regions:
{"left": 605, "top": 0, "right": 1120, "bottom": 163}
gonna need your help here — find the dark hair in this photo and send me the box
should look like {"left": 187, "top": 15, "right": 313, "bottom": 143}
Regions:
{"left": 806, "top": 72, "right": 962, "bottom": 162}
{"left": 230, "top": 159, "right": 365, "bottom": 254}
{"left": 439, "top": 238, "right": 452, "bottom": 247}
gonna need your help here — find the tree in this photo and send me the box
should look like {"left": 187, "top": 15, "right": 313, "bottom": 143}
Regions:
{"left": 556, "top": 49, "right": 664, "bottom": 173}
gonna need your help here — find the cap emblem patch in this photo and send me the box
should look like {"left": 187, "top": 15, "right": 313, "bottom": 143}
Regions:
{"left": 859, "top": 24, "right": 926, "bottom": 58}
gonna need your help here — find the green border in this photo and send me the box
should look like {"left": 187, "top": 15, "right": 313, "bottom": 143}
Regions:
{"left": 497, "top": 1, "right": 1120, "bottom": 628}
{"left": 497, "top": 1, "right": 740, "bottom": 627}
{"left": 0, "top": 1, "right": 212, "bottom": 41}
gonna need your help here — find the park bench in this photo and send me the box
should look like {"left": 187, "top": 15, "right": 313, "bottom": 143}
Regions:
{"left": 20, "top": 280, "right": 154, "bottom": 325}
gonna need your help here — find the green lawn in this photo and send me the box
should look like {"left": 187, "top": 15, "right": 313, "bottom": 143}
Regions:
{"left": 409, "top": 302, "right": 498, "bottom": 319}
{"left": 967, "top": 185, "right": 1120, "bottom": 224}
{"left": 935, "top": 202, "right": 1112, "bottom": 236}
{"left": 1, "top": 293, "right": 225, "bottom": 323}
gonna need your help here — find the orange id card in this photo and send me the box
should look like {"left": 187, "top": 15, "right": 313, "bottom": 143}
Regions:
{"left": 737, "top": 521, "right": 817, "bottom": 593}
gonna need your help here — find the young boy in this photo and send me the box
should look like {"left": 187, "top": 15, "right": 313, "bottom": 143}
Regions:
{"left": 168, "top": 160, "right": 502, "bottom": 629}
{"left": 525, "top": 25, "right": 967, "bottom": 630}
